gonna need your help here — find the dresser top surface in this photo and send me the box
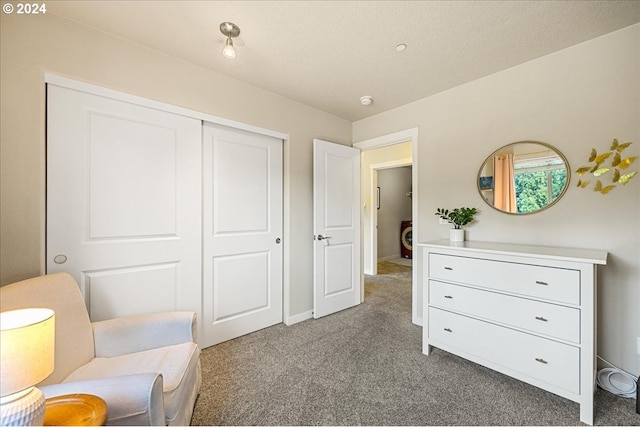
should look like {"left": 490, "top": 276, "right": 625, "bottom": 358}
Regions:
{"left": 418, "top": 240, "right": 607, "bottom": 265}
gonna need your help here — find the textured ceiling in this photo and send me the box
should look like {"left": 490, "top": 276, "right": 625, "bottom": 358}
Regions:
{"left": 47, "top": 1, "right": 640, "bottom": 121}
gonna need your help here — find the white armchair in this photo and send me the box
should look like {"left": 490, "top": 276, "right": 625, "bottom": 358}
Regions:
{"left": 0, "top": 273, "right": 201, "bottom": 425}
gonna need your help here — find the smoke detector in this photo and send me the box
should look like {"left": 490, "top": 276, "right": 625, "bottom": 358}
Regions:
{"left": 360, "top": 96, "right": 373, "bottom": 106}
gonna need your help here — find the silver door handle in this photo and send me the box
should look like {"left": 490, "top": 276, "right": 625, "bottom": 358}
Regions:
{"left": 276, "top": 238, "right": 281, "bottom": 244}
{"left": 317, "top": 235, "right": 332, "bottom": 241}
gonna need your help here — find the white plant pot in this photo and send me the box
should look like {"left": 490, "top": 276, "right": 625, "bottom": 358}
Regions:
{"left": 450, "top": 229, "right": 465, "bottom": 242}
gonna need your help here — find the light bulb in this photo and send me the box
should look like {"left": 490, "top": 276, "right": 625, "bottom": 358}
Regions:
{"left": 222, "top": 38, "right": 236, "bottom": 59}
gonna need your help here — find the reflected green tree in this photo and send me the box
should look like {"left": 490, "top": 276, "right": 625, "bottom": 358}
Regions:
{"left": 515, "top": 169, "right": 567, "bottom": 213}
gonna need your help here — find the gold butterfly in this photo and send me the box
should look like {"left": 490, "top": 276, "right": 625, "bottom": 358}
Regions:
{"left": 611, "top": 153, "right": 621, "bottom": 167}
{"left": 577, "top": 179, "right": 590, "bottom": 188}
{"left": 593, "top": 152, "right": 612, "bottom": 165}
{"left": 594, "top": 180, "right": 602, "bottom": 192}
{"left": 593, "top": 168, "right": 610, "bottom": 177}
{"left": 588, "top": 148, "right": 597, "bottom": 162}
{"left": 610, "top": 139, "right": 618, "bottom": 150}
{"left": 619, "top": 171, "right": 637, "bottom": 185}
{"left": 576, "top": 166, "right": 591, "bottom": 176}
{"left": 616, "top": 142, "right": 633, "bottom": 153}
{"left": 600, "top": 185, "right": 616, "bottom": 194}
{"left": 618, "top": 156, "right": 637, "bottom": 170}
{"left": 612, "top": 169, "right": 620, "bottom": 183}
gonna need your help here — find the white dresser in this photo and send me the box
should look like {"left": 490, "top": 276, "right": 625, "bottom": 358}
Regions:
{"left": 420, "top": 240, "right": 607, "bottom": 425}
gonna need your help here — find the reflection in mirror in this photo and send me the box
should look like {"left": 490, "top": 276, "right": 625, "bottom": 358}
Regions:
{"left": 478, "top": 141, "right": 570, "bottom": 215}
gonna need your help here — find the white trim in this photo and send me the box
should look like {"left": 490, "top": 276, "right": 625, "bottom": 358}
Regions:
{"left": 378, "top": 254, "right": 402, "bottom": 261}
{"left": 282, "top": 135, "right": 292, "bottom": 327}
{"left": 354, "top": 127, "right": 418, "bottom": 151}
{"left": 371, "top": 158, "right": 413, "bottom": 170}
{"left": 285, "top": 310, "right": 313, "bottom": 326}
{"left": 354, "top": 127, "right": 420, "bottom": 326}
{"left": 44, "top": 73, "right": 287, "bottom": 140}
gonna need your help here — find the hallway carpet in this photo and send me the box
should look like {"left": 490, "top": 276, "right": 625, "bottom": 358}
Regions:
{"left": 191, "top": 261, "right": 639, "bottom": 426}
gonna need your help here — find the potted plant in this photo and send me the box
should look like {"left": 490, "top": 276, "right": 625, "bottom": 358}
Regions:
{"left": 434, "top": 207, "right": 478, "bottom": 242}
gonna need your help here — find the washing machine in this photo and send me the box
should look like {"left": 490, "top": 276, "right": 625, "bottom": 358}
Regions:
{"left": 400, "top": 220, "right": 412, "bottom": 259}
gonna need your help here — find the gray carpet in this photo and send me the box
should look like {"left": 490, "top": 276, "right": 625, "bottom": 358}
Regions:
{"left": 191, "top": 261, "right": 639, "bottom": 426}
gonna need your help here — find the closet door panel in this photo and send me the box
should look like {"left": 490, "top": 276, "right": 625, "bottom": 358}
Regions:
{"left": 201, "top": 123, "right": 283, "bottom": 347}
{"left": 47, "top": 85, "right": 202, "bottom": 323}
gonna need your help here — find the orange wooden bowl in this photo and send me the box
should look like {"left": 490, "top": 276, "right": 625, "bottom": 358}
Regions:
{"left": 44, "top": 393, "right": 107, "bottom": 426}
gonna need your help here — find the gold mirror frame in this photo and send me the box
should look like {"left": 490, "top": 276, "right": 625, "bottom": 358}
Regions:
{"left": 477, "top": 141, "right": 571, "bottom": 215}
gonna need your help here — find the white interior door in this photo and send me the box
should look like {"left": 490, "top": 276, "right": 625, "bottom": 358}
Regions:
{"left": 313, "top": 139, "right": 361, "bottom": 318}
{"left": 47, "top": 85, "right": 202, "bottom": 322}
{"left": 201, "top": 123, "right": 283, "bottom": 347}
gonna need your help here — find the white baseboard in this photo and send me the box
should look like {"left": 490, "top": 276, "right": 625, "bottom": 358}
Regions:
{"left": 285, "top": 310, "right": 313, "bottom": 326}
{"left": 378, "top": 254, "right": 401, "bottom": 261}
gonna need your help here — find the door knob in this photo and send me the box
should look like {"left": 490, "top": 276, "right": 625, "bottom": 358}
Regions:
{"left": 317, "top": 235, "right": 332, "bottom": 241}
{"left": 53, "top": 254, "right": 67, "bottom": 264}
{"left": 276, "top": 238, "right": 281, "bottom": 244}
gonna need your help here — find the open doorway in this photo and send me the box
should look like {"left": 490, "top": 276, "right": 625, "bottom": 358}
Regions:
{"left": 376, "top": 166, "right": 413, "bottom": 268}
{"left": 371, "top": 163, "right": 413, "bottom": 273}
{"left": 359, "top": 142, "right": 412, "bottom": 276}
{"left": 354, "top": 128, "right": 420, "bottom": 326}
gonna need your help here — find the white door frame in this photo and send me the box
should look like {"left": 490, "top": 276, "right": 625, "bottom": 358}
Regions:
{"left": 354, "top": 127, "right": 420, "bottom": 325}
{"left": 368, "top": 159, "right": 413, "bottom": 276}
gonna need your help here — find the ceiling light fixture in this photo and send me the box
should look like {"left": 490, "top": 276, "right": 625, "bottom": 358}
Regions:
{"left": 360, "top": 96, "right": 373, "bottom": 106}
{"left": 395, "top": 43, "right": 407, "bottom": 52}
{"left": 220, "top": 22, "right": 240, "bottom": 59}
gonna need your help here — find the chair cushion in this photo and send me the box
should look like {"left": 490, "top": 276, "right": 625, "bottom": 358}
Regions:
{"left": 64, "top": 342, "right": 199, "bottom": 423}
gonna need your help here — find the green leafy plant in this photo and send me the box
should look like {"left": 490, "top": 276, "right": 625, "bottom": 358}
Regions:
{"left": 435, "top": 207, "right": 478, "bottom": 229}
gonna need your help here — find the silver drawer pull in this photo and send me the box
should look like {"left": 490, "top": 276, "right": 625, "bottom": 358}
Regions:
{"left": 535, "top": 280, "right": 548, "bottom": 286}
{"left": 444, "top": 295, "right": 453, "bottom": 299}
{"left": 444, "top": 328, "right": 453, "bottom": 332}
{"left": 535, "top": 358, "right": 548, "bottom": 364}
{"left": 535, "top": 316, "right": 548, "bottom": 322}
{"left": 444, "top": 266, "right": 453, "bottom": 270}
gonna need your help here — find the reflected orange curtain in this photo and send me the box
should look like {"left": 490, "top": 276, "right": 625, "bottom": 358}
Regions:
{"left": 493, "top": 154, "right": 517, "bottom": 213}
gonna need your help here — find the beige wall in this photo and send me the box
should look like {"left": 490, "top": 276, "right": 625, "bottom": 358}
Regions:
{"left": 354, "top": 24, "right": 640, "bottom": 375}
{"left": 0, "top": 13, "right": 352, "bottom": 319}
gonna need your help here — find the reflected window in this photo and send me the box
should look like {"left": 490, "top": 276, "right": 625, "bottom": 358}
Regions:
{"left": 514, "top": 155, "right": 567, "bottom": 213}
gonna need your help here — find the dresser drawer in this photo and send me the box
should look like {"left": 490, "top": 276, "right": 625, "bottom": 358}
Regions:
{"left": 429, "top": 253, "right": 580, "bottom": 305}
{"left": 429, "top": 280, "right": 580, "bottom": 343}
{"left": 428, "top": 307, "right": 579, "bottom": 394}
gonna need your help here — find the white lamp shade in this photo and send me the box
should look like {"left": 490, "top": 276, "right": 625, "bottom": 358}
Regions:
{"left": 0, "top": 309, "right": 55, "bottom": 397}
{"left": 222, "top": 38, "right": 236, "bottom": 59}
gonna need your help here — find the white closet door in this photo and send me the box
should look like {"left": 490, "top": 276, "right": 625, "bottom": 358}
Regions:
{"left": 47, "top": 85, "right": 202, "bottom": 323}
{"left": 201, "top": 123, "right": 283, "bottom": 348}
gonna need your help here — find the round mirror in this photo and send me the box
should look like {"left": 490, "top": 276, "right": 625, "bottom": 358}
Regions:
{"left": 477, "top": 141, "right": 570, "bottom": 215}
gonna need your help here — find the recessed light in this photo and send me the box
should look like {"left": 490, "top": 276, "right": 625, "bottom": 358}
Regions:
{"left": 360, "top": 96, "right": 373, "bottom": 106}
{"left": 395, "top": 43, "right": 407, "bottom": 52}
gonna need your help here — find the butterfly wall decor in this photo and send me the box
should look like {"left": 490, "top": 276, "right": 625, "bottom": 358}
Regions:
{"left": 576, "top": 139, "right": 637, "bottom": 195}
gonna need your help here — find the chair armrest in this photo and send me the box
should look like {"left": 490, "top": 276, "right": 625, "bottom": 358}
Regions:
{"left": 40, "top": 373, "right": 165, "bottom": 426}
{"left": 92, "top": 311, "right": 197, "bottom": 358}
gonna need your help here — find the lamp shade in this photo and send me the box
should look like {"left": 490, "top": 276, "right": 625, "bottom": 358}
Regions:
{"left": 0, "top": 309, "right": 55, "bottom": 397}
{"left": 222, "top": 38, "right": 236, "bottom": 59}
